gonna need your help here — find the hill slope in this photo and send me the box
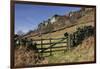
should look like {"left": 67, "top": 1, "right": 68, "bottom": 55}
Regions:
{"left": 47, "top": 36, "right": 95, "bottom": 63}
{"left": 28, "top": 9, "right": 95, "bottom": 39}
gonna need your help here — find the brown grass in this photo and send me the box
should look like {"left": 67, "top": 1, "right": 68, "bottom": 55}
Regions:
{"left": 14, "top": 46, "right": 48, "bottom": 67}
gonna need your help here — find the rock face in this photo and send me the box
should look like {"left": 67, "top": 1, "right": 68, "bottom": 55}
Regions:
{"left": 25, "top": 8, "right": 94, "bottom": 37}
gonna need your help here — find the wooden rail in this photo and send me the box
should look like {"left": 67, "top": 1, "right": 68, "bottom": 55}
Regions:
{"left": 31, "top": 25, "right": 94, "bottom": 57}
{"left": 32, "top": 37, "right": 68, "bottom": 56}
{"left": 16, "top": 25, "right": 95, "bottom": 57}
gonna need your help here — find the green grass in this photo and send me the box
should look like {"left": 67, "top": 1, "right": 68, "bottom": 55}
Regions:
{"left": 41, "top": 36, "right": 95, "bottom": 64}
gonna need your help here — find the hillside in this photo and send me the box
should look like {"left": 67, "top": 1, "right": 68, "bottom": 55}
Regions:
{"left": 28, "top": 8, "right": 95, "bottom": 39}
{"left": 15, "top": 36, "right": 95, "bottom": 67}
{"left": 23, "top": 8, "right": 94, "bottom": 39}
{"left": 47, "top": 36, "right": 95, "bottom": 63}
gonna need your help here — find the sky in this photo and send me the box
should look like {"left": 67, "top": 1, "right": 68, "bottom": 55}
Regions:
{"left": 15, "top": 3, "right": 81, "bottom": 34}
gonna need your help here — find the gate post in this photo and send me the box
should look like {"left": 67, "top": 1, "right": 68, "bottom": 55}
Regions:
{"left": 50, "top": 38, "right": 52, "bottom": 56}
{"left": 64, "top": 32, "right": 69, "bottom": 52}
{"left": 41, "top": 38, "right": 43, "bottom": 57}
{"left": 68, "top": 34, "right": 71, "bottom": 51}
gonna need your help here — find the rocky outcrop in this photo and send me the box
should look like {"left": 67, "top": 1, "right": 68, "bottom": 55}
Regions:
{"left": 25, "top": 8, "right": 94, "bottom": 37}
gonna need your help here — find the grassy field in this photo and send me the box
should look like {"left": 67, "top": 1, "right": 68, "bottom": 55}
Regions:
{"left": 47, "top": 36, "right": 95, "bottom": 64}
{"left": 14, "top": 36, "right": 95, "bottom": 67}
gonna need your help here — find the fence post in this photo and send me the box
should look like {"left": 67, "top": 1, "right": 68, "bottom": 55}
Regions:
{"left": 50, "top": 38, "right": 52, "bottom": 56}
{"left": 64, "top": 32, "right": 69, "bottom": 52}
{"left": 41, "top": 38, "right": 43, "bottom": 57}
{"left": 64, "top": 36, "right": 68, "bottom": 52}
{"left": 68, "top": 34, "right": 71, "bottom": 51}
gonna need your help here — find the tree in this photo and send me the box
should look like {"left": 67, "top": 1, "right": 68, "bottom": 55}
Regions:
{"left": 27, "top": 30, "right": 33, "bottom": 34}
{"left": 17, "top": 30, "right": 24, "bottom": 36}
